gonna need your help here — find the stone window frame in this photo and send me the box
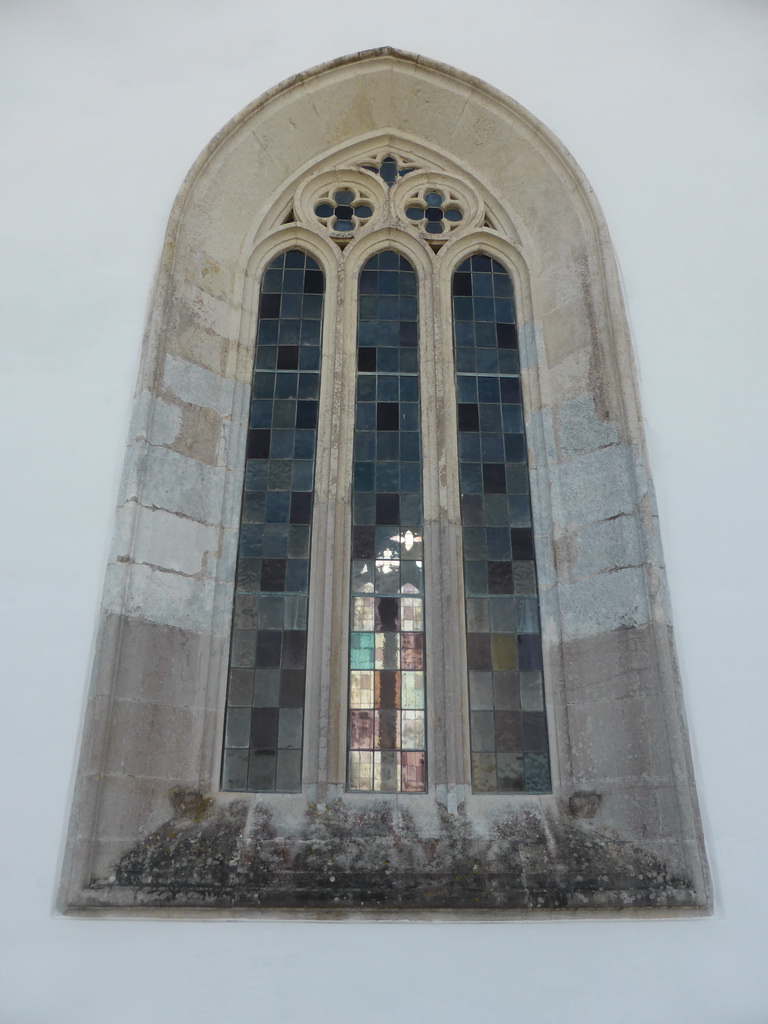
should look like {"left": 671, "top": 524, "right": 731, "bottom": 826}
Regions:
{"left": 59, "top": 48, "right": 710, "bottom": 916}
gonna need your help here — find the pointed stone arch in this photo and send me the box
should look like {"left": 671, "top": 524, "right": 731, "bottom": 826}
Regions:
{"left": 60, "top": 48, "right": 710, "bottom": 915}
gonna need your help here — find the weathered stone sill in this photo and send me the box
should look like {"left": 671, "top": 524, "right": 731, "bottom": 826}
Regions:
{"left": 84, "top": 797, "right": 701, "bottom": 912}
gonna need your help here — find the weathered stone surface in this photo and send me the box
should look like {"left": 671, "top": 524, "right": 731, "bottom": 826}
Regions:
{"left": 60, "top": 49, "right": 710, "bottom": 917}
{"left": 572, "top": 514, "right": 644, "bottom": 580}
{"left": 103, "top": 562, "right": 218, "bottom": 633}
{"left": 123, "top": 506, "right": 219, "bottom": 577}
{"left": 110, "top": 616, "right": 216, "bottom": 708}
{"left": 561, "top": 622, "right": 664, "bottom": 704}
{"left": 120, "top": 444, "right": 227, "bottom": 525}
{"left": 147, "top": 398, "right": 183, "bottom": 446}
{"left": 163, "top": 353, "right": 236, "bottom": 415}
{"left": 169, "top": 403, "right": 224, "bottom": 466}
{"left": 556, "top": 394, "right": 620, "bottom": 458}
{"left": 94, "top": 794, "right": 698, "bottom": 911}
{"left": 557, "top": 567, "right": 650, "bottom": 638}
{"left": 551, "top": 445, "right": 638, "bottom": 528}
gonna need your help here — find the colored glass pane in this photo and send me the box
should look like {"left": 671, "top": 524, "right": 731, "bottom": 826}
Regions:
{"left": 453, "top": 254, "right": 551, "bottom": 794}
{"left": 348, "top": 251, "right": 426, "bottom": 793}
{"left": 221, "top": 250, "right": 323, "bottom": 793}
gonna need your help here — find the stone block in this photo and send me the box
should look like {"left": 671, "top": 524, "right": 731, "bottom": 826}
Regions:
{"left": 557, "top": 394, "right": 620, "bottom": 458}
{"left": 102, "top": 699, "right": 209, "bottom": 780}
{"left": 557, "top": 566, "right": 650, "bottom": 639}
{"left": 110, "top": 615, "right": 216, "bottom": 709}
{"left": 573, "top": 514, "right": 644, "bottom": 579}
{"left": 147, "top": 397, "right": 182, "bottom": 445}
{"left": 163, "top": 353, "right": 236, "bottom": 416}
{"left": 170, "top": 403, "right": 224, "bottom": 466}
{"left": 552, "top": 444, "right": 638, "bottom": 527}
{"left": 561, "top": 624, "right": 663, "bottom": 704}
{"left": 104, "top": 561, "right": 216, "bottom": 633}
{"left": 567, "top": 694, "right": 653, "bottom": 786}
{"left": 131, "top": 505, "right": 219, "bottom": 577}
{"left": 126, "top": 444, "right": 227, "bottom": 525}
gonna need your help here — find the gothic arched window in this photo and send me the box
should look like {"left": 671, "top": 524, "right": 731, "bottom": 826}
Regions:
{"left": 60, "top": 50, "right": 710, "bottom": 915}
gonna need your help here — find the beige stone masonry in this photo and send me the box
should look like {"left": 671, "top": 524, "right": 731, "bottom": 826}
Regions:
{"left": 59, "top": 48, "right": 710, "bottom": 916}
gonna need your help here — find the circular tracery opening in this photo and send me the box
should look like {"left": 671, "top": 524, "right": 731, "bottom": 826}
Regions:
{"left": 404, "top": 190, "right": 464, "bottom": 234}
{"left": 315, "top": 188, "right": 374, "bottom": 232}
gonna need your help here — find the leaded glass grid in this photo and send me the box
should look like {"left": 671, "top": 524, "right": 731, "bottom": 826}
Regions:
{"left": 453, "top": 254, "right": 551, "bottom": 794}
{"left": 347, "top": 251, "right": 427, "bottom": 793}
{"left": 221, "top": 249, "right": 323, "bottom": 793}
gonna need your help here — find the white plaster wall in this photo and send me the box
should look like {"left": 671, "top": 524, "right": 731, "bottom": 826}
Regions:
{"left": 1, "top": 1, "right": 765, "bottom": 1020}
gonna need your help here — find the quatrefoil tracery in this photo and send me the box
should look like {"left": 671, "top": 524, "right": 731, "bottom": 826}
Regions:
{"left": 404, "top": 189, "right": 464, "bottom": 234}
{"left": 293, "top": 164, "right": 484, "bottom": 243}
{"left": 314, "top": 188, "right": 375, "bottom": 233}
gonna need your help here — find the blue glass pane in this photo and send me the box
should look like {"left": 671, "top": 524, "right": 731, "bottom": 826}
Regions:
{"left": 453, "top": 255, "right": 550, "bottom": 795}
{"left": 348, "top": 252, "right": 426, "bottom": 794}
{"left": 222, "top": 250, "right": 323, "bottom": 793}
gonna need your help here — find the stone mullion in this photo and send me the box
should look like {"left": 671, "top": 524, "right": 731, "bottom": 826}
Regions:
{"left": 301, "top": 248, "right": 352, "bottom": 801}
{"left": 421, "top": 255, "right": 472, "bottom": 800}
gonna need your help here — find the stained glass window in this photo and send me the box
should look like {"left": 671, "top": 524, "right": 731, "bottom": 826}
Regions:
{"left": 347, "top": 251, "right": 427, "bottom": 793}
{"left": 221, "top": 250, "right": 323, "bottom": 792}
{"left": 453, "top": 254, "right": 551, "bottom": 793}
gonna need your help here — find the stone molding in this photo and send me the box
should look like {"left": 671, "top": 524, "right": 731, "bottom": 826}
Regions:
{"left": 59, "top": 47, "right": 711, "bottom": 915}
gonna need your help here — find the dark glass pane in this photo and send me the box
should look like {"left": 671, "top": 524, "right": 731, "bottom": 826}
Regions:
{"left": 510, "top": 528, "right": 535, "bottom": 560}
{"left": 375, "top": 493, "right": 400, "bottom": 524}
{"left": 380, "top": 157, "right": 397, "bottom": 184}
{"left": 377, "top": 402, "right": 399, "bottom": 430}
{"left": 458, "top": 404, "right": 480, "bottom": 431}
{"left": 260, "top": 293, "right": 281, "bottom": 318}
{"left": 247, "top": 430, "right": 271, "bottom": 459}
{"left": 496, "top": 322, "right": 518, "bottom": 348}
{"left": 453, "top": 273, "right": 472, "bottom": 296}
{"left": 222, "top": 250, "right": 324, "bottom": 793}
{"left": 303, "top": 270, "right": 323, "bottom": 294}
{"left": 348, "top": 252, "right": 426, "bottom": 793}
{"left": 453, "top": 256, "right": 550, "bottom": 794}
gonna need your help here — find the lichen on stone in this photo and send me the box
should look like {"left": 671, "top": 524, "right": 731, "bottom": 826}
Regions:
{"left": 96, "top": 794, "right": 696, "bottom": 911}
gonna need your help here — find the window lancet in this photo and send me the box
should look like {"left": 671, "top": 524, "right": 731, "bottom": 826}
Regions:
{"left": 348, "top": 252, "right": 426, "bottom": 793}
{"left": 454, "top": 255, "right": 550, "bottom": 793}
{"left": 222, "top": 250, "right": 324, "bottom": 793}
